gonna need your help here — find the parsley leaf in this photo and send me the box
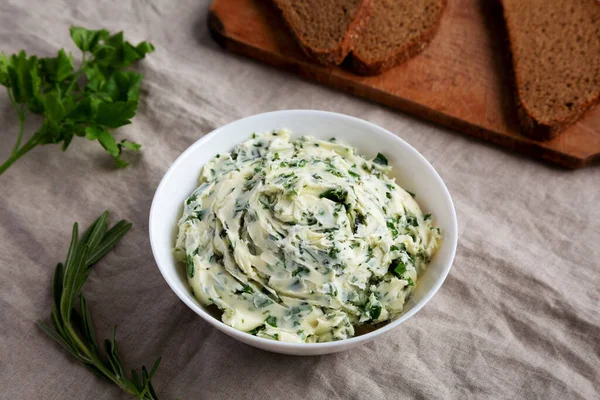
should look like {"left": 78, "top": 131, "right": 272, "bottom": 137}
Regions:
{"left": 0, "top": 26, "right": 154, "bottom": 175}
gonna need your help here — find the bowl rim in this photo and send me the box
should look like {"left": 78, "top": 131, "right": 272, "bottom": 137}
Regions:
{"left": 149, "top": 109, "right": 458, "bottom": 351}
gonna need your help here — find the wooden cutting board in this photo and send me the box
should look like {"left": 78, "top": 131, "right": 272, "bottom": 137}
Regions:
{"left": 208, "top": 0, "right": 600, "bottom": 168}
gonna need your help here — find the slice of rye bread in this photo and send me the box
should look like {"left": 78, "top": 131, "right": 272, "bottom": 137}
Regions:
{"left": 500, "top": 0, "right": 600, "bottom": 141}
{"left": 350, "top": 0, "right": 447, "bottom": 76}
{"left": 271, "top": 0, "right": 371, "bottom": 66}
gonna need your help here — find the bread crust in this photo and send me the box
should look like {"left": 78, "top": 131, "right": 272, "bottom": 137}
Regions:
{"left": 499, "top": 0, "right": 600, "bottom": 141}
{"left": 271, "top": 0, "right": 372, "bottom": 66}
{"left": 350, "top": 0, "right": 447, "bottom": 76}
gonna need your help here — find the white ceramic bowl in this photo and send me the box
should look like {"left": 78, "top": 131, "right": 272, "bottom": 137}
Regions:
{"left": 149, "top": 110, "right": 457, "bottom": 356}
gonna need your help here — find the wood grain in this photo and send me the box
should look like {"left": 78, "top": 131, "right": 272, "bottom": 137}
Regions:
{"left": 208, "top": 0, "right": 600, "bottom": 168}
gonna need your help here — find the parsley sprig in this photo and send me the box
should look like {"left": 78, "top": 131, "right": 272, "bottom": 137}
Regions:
{"left": 38, "top": 211, "right": 162, "bottom": 399}
{"left": 0, "top": 26, "right": 154, "bottom": 174}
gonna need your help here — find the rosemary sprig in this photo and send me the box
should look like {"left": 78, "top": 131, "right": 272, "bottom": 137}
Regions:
{"left": 38, "top": 211, "right": 161, "bottom": 399}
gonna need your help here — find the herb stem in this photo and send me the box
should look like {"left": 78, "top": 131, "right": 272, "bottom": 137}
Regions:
{"left": 6, "top": 87, "right": 27, "bottom": 154}
{"left": 64, "top": 54, "right": 87, "bottom": 97}
{"left": 63, "top": 323, "right": 140, "bottom": 397}
{"left": 13, "top": 103, "right": 27, "bottom": 153}
{"left": 64, "top": 67, "right": 85, "bottom": 97}
{"left": 0, "top": 132, "right": 40, "bottom": 175}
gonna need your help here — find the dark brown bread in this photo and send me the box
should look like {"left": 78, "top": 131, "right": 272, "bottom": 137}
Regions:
{"left": 500, "top": 0, "right": 600, "bottom": 141}
{"left": 350, "top": 0, "right": 447, "bottom": 75}
{"left": 271, "top": 0, "right": 371, "bottom": 66}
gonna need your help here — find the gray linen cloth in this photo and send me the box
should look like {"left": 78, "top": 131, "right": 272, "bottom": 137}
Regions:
{"left": 1, "top": 0, "right": 598, "bottom": 398}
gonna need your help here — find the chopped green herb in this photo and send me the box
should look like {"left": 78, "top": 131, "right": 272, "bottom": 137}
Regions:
{"left": 387, "top": 219, "right": 399, "bottom": 239}
{"left": 253, "top": 296, "right": 272, "bottom": 309}
{"left": 319, "top": 188, "right": 347, "bottom": 203}
{"left": 328, "top": 246, "right": 341, "bottom": 259}
{"left": 235, "top": 285, "right": 254, "bottom": 295}
{"left": 373, "top": 153, "right": 388, "bottom": 165}
{"left": 249, "top": 325, "right": 265, "bottom": 335}
{"left": 186, "top": 254, "right": 195, "bottom": 278}
{"left": 390, "top": 243, "right": 406, "bottom": 252}
{"left": 389, "top": 259, "right": 406, "bottom": 277}
{"left": 265, "top": 316, "right": 277, "bottom": 327}
{"left": 405, "top": 214, "right": 418, "bottom": 227}
{"left": 292, "top": 265, "right": 309, "bottom": 277}
{"left": 370, "top": 304, "right": 382, "bottom": 320}
{"left": 366, "top": 245, "right": 374, "bottom": 262}
{"left": 332, "top": 263, "right": 346, "bottom": 275}
{"left": 186, "top": 194, "right": 197, "bottom": 205}
{"left": 194, "top": 210, "right": 205, "bottom": 220}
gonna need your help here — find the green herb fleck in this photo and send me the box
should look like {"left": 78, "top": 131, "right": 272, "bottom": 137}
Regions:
{"left": 265, "top": 316, "right": 277, "bottom": 327}
{"left": 319, "top": 188, "right": 347, "bottom": 203}
{"left": 235, "top": 285, "right": 254, "bottom": 295}
{"left": 373, "top": 153, "right": 388, "bottom": 165}
{"left": 249, "top": 325, "right": 265, "bottom": 335}
{"left": 390, "top": 243, "right": 406, "bottom": 252}
{"left": 389, "top": 259, "right": 406, "bottom": 277}
{"left": 292, "top": 265, "right": 310, "bottom": 277}
{"left": 387, "top": 219, "right": 399, "bottom": 239}
{"left": 370, "top": 305, "right": 382, "bottom": 320}
{"left": 405, "top": 214, "right": 418, "bottom": 227}
{"left": 186, "top": 194, "right": 197, "bottom": 205}
{"left": 328, "top": 246, "right": 341, "bottom": 259}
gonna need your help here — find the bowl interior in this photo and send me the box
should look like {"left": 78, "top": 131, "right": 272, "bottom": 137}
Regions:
{"left": 149, "top": 110, "right": 457, "bottom": 354}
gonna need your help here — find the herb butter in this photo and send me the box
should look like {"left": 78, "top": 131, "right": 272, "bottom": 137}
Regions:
{"left": 175, "top": 130, "right": 440, "bottom": 343}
